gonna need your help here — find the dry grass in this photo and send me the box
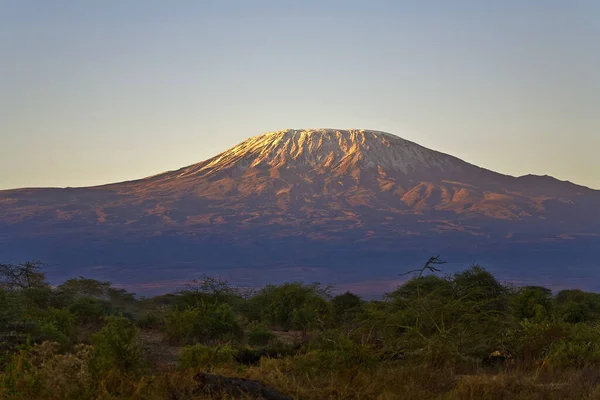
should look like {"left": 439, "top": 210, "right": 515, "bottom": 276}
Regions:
{"left": 243, "top": 359, "right": 456, "bottom": 400}
{"left": 6, "top": 346, "right": 600, "bottom": 400}
{"left": 7, "top": 334, "right": 600, "bottom": 400}
{"left": 240, "top": 361, "right": 600, "bottom": 400}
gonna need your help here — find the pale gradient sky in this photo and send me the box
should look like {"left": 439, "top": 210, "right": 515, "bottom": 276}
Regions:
{"left": 1, "top": 0, "right": 599, "bottom": 190}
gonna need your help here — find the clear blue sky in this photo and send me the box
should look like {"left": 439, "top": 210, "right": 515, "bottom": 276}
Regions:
{"left": 1, "top": 0, "right": 599, "bottom": 190}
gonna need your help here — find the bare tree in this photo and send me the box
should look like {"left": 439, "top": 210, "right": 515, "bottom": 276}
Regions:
{"left": 0, "top": 261, "right": 48, "bottom": 290}
{"left": 399, "top": 255, "right": 447, "bottom": 278}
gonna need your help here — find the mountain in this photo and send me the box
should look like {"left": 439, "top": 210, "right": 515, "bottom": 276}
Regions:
{"left": 1, "top": 129, "right": 599, "bottom": 294}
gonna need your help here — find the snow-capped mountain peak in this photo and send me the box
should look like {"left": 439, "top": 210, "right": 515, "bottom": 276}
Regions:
{"left": 177, "top": 129, "right": 466, "bottom": 179}
{"left": 1, "top": 128, "right": 598, "bottom": 293}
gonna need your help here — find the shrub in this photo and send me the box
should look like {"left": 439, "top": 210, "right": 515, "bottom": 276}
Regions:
{"left": 178, "top": 344, "right": 237, "bottom": 370}
{"left": 555, "top": 289, "right": 600, "bottom": 323}
{"left": 177, "top": 275, "right": 244, "bottom": 309}
{"left": 137, "top": 311, "right": 163, "bottom": 330}
{"left": 0, "top": 289, "right": 23, "bottom": 331}
{"left": 0, "top": 341, "right": 93, "bottom": 400}
{"left": 505, "top": 320, "right": 568, "bottom": 364}
{"left": 512, "top": 286, "right": 553, "bottom": 321}
{"left": 506, "top": 320, "right": 600, "bottom": 369}
{"left": 37, "top": 308, "right": 76, "bottom": 349}
{"left": 163, "top": 303, "right": 242, "bottom": 345}
{"left": 331, "top": 291, "right": 362, "bottom": 325}
{"left": 297, "top": 331, "right": 376, "bottom": 374}
{"left": 558, "top": 300, "right": 591, "bottom": 324}
{"left": 21, "top": 287, "right": 54, "bottom": 312}
{"left": 544, "top": 324, "right": 600, "bottom": 369}
{"left": 248, "top": 282, "right": 331, "bottom": 332}
{"left": 68, "top": 297, "right": 108, "bottom": 324}
{"left": 246, "top": 321, "right": 276, "bottom": 346}
{"left": 89, "top": 316, "right": 146, "bottom": 379}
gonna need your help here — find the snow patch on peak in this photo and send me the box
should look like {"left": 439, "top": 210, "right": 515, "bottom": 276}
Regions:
{"left": 178, "top": 129, "right": 465, "bottom": 178}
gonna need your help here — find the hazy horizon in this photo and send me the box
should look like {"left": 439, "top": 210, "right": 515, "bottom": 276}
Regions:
{"left": 2, "top": 1, "right": 599, "bottom": 190}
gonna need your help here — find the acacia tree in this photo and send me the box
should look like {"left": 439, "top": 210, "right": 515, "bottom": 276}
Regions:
{"left": 382, "top": 258, "right": 513, "bottom": 364}
{"left": 0, "top": 261, "right": 48, "bottom": 290}
{"left": 511, "top": 286, "right": 553, "bottom": 321}
{"left": 179, "top": 274, "right": 240, "bottom": 307}
{"left": 248, "top": 282, "right": 330, "bottom": 335}
{"left": 0, "top": 262, "right": 50, "bottom": 340}
{"left": 55, "top": 277, "right": 138, "bottom": 318}
{"left": 331, "top": 291, "right": 362, "bottom": 325}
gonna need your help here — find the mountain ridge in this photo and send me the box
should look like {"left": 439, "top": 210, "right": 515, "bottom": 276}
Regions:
{"left": 2, "top": 129, "right": 595, "bottom": 192}
{"left": 1, "top": 128, "right": 599, "bottom": 293}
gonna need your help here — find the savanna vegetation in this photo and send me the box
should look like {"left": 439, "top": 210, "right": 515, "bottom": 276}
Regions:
{"left": 3, "top": 258, "right": 600, "bottom": 399}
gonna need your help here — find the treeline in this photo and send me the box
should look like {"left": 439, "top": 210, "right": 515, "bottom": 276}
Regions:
{"left": 2, "top": 260, "right": 600, "bottom": 399}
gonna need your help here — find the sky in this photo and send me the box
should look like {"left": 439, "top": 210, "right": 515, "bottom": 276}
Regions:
{"left": 1, "top": 0, "right": 599, "bottom": 190}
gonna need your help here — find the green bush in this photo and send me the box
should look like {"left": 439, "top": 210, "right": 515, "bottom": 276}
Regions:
{"left": 0, "top": 289, "right": 23, "bottom": 330}
{"left": 38, "top": 323, "right": 70, "bottom": 350}
{"left": 11, "top": 262, "right": 600, "bottom": 399}
{"left": 21, "top": 287, "right": 54, "bottom": 312}
{"left": 89, "top": 316, "right": 146, "bottom": 379}
{"left": 136, "top": 311, "right": 163, "bottom": 330}
{"left": 331, "top": 291, "right": 362, "bottom": 325}
{"left": 505, "top": 320, "right": 568, "bottom": 363}
{"left": 37, "top": 308, "right": 76, "bottom": 349}
{"left": 68, "top": 298, "right": 108, "bottom": 323}
{"left": 178, "top": 343, "right": 237, "bottom": 370}
{"left": 505, "top": 320, "right": 600, "bottom": 368}
{"left": 246, "top": 321, "right": 276, "bottom": 346}
{"left": 555, "top": 289, "right": 600, "bottom": 323}
{"left": 381, "top": 266, "right": 511, "bottom": 363}
{"left": 0, "top": 341, "right": 93, "bottom": 400}
{"left": 163, "top": 303, "right": 242, "bottom": 345}
{"left": 558, "top": 300, "right": 592, "bottom": 324}
{"left": 512, "top": 286, "right": 553, "bottom": 321}
{"left": 298, "top": 331, "right": 376, "bottom": 374}
{"left": 248, "top": 282, "right": 330, "bottom": 334}
{"left": 544, "top": 324, "right": 600, "bottom": 369}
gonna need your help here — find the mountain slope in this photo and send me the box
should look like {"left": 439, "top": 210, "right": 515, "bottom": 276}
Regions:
{"left": 1, "top": 129, "right": 599, "bottom": 293}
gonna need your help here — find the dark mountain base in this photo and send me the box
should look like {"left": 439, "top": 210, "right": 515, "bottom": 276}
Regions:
{"left": 2, "top": 234, "right": 598, "bottom": 296}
